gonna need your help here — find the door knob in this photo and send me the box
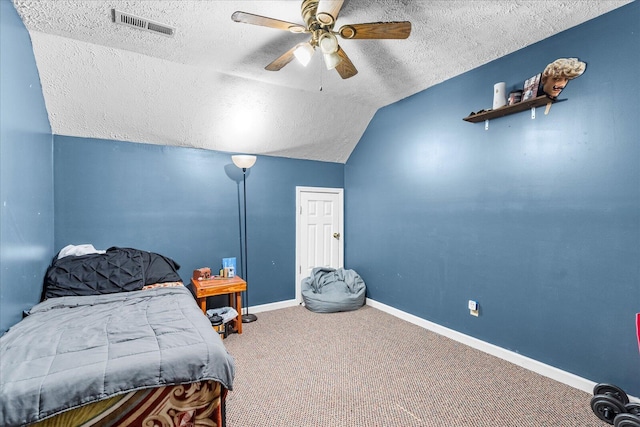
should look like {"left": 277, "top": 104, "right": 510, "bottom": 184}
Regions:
{"left": 333, "top": 232, "right": 340, "bottom": 239}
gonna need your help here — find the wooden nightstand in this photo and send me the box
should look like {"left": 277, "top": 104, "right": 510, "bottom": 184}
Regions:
{"left": 191, "top": 276, "right": 246, "bottom": 335}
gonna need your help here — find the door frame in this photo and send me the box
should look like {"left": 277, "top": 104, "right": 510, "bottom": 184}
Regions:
{"left": 295, "top": 186, "right": 344, "bottom": 304}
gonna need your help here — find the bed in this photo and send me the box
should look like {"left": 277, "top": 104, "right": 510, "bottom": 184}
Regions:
{"left": 0, "top": 246, "right": 235, "bottom": 427}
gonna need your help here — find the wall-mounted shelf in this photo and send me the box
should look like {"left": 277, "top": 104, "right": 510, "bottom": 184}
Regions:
{"left": 463, "top": 95, "right": 558, "bottom": 123}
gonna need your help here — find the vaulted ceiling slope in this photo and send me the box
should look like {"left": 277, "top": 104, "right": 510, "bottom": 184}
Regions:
{"left": 13, "top": 1, "right": 631, "bottom": 163}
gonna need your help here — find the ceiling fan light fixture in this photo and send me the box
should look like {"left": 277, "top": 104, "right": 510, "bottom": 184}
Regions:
{"left": 231, "top": 3, "right": 411, "bottom": 80}
{"left": 293, "top": 42, "right": 315, "bottom": 66}
{"left": 318, "top": 33, "right": 339, "bottom": 54}
{"left": 323, "top": 52, "right": 342, "bottom": 70}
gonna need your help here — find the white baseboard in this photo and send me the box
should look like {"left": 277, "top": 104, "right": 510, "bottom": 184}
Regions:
{"left": 247, "top": 299, "right": 299, "bottom": 314}
{"left": 366, "top": 298, "right": 639, "bottom": 402}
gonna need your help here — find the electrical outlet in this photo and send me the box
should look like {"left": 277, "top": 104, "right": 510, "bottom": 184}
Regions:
{"left": 468, "top": 300, "right": 479, "bottom": 316}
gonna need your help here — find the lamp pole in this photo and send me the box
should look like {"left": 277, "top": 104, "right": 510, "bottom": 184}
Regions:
{"left": 240, "top": 166, "right": 256, "bottom": 323}
{"left": 232, "top": 155, "right": 257, "bottom": 323}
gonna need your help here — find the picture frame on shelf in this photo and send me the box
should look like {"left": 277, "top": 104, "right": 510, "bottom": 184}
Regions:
{"left": 522, "top": 73, "right": 541, "bottom": 101}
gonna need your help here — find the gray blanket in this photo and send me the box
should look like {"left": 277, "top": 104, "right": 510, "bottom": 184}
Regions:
{"left": 0, "top": 286, "right": 235, "bottom": 427}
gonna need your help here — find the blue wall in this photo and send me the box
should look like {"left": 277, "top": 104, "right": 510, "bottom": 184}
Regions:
{"left": 53, "top": 136, "right": 343, "bottom": 306}
{"left": 345, "top": 2, "right": 639, "bottom": 395}
{"left": 0, "top": 0, "right": 54, "bottom": 333}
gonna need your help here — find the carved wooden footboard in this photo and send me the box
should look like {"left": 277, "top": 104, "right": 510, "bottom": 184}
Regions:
{"left": 31, "top": 380, "right": 227, "bottom": 427}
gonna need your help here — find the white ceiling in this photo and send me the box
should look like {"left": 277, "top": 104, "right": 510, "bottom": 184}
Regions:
{"left": 13, "top": 0, "right": 631, "bottom": 163}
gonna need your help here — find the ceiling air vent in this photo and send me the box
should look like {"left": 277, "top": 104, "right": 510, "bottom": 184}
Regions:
{"left": 112, "top": 9, "right": 175, "bottom": 37}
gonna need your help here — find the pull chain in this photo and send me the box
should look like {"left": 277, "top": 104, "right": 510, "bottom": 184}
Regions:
{"left": 319, "top": 54, "right": 323, "bottom": 91}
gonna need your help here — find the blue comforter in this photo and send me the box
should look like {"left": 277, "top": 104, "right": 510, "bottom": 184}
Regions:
{"left": 0, "top": 286, "right": 235, "bottom": 426}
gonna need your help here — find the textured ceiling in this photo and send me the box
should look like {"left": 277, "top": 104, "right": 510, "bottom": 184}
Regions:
{"left": 13, "top": 0, "right": 631, "bottom": 163}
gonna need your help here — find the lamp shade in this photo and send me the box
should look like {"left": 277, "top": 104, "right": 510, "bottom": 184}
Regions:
{"left": 293, "top": 42, "right": 315, "bottom": 67}
{"left": 232, "top": 155, "right": 257, "bottom": 169}
{"left": 323, "top": 52, "right": 342, "bottom": 70}
{"left": 318, "top": 33, "right": 338, "bottom": 54}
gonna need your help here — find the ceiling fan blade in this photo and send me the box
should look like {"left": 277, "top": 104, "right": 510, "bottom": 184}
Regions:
{"left": 316, "top": 0, "right": 345, "bottom": 26}
{"left": 338, "top": 21, "right": 411, "bottom": 39}
{"left": 265, "top": 45, "right": 298, "bottom": 71}
{"left": 232, "top": 11, "right": 306, "bottom": 33}
{"left": 334, "top": 46, "right": 358, "bottom": 79}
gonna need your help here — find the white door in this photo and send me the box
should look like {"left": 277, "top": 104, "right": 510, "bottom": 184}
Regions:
{"left": 295, "top": 187, "right": 344, "bottom": 303}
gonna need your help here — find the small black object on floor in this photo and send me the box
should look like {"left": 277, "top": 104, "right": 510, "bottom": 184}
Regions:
{"left": 590, "top": 383, "right": 640, "bottom": 426}
{"left": 208, "top": 314, "right": 228, "bottom": 338}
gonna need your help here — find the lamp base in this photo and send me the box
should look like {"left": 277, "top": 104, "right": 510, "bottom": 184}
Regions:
{"left": 242, "top": 313, "right": 257, "bottom": 323}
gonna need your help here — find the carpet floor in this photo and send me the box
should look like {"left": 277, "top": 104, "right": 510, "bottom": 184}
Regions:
{"left": 222, "top": 305, "right": 606, "bottom": 426}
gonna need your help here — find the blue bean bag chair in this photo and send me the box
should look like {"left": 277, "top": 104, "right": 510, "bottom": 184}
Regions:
{"left": 302, "top": 267, "right": 366, "bottom": 313}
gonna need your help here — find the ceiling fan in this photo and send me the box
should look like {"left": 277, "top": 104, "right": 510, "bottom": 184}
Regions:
{"left": 231, "top": 0, "right": 411, "bottom": 79}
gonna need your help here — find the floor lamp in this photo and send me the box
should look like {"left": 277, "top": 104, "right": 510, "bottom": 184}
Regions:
{"left": 231, "top": 154, "right": 257, "bottom": 323}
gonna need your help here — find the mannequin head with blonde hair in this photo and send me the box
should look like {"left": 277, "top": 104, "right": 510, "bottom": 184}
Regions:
{"left": 540, "top": 58, "right": 586, "bottom": 99}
